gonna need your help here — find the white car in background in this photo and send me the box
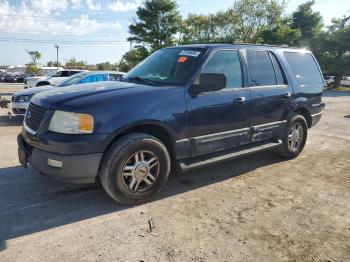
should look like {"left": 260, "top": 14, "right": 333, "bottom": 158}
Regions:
{"left": 24, "top": 69, "right": 85, "bottom": 89}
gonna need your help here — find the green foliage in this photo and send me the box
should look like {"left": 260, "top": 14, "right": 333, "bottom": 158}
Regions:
{"left": 259, "top": 19, "right": 302, "bottom": 46}
{"left": 118, "top": 46, "right": 150, "bottom": 72}
{"left": 96, "top": 62, "right": 114, "bottom": 71}
{"left": 291, "top": 1, "right": 323, "bottom": 45}
{"left": 46, "top": 61, "right": 62, "bottom": 67}
{"left": 26, "top": 50, "right": 41, "bottom": 66}
{"left": 311, "top": 19, "right": 350, "bottom": 88}
{"left": 25, "top": 64, "right": 41, "bottom": 75}
{"left": 181, "top": 14, "right": 223, "bottom": 44}
{"left": 128, "top": 0, "right": 181, "bottom": 50}
{"left": 65, "top": 57, "right": 87, "bottom": 69}
{"left": 227, "top": 0, "right": 285, "bottom": 43}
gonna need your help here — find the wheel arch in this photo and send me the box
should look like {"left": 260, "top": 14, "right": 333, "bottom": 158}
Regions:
{"left": 292, "top": 107, "right": 312, "bottom": 128}
{"left": 104, "top": 121, "right": 178, "bottom": 163}
{"left": 36, "top": 81, "right": 50, "bottom": 86}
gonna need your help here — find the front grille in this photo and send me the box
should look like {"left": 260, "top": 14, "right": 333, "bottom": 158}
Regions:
{"left": 13, "top": 108, "right": 26, "bottom": 115}
{"left": 25, "top": 103, "right": 47, "bottom": 132}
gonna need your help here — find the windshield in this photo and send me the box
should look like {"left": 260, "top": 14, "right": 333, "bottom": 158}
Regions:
{"left": 124, "top": 47, "right": 207, "bottom": 85}
{"left": 57, "top": 72, "right": 87, "bottom": 87}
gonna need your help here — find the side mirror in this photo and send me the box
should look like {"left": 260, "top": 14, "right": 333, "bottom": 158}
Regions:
{"left": 194, "top": 73, "right": 226, "bottom": 93}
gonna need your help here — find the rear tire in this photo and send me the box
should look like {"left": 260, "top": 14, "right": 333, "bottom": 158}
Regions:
{"left": 277, "top": 113, "right": 308, "bottom": 159}
{"left": 99, "top": 133, "right": 171, "bottom": 205}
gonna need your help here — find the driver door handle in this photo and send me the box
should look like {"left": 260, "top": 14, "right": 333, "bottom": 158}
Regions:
{"left": 236, "top": 97, "right": 246, "bottom": 104}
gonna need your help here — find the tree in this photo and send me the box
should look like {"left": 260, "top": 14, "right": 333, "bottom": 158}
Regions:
{"left": 291, "top": 1, "right": 323, "bottom": 46}
{"left": 46, "top": 61, "right": 62, "bottom": 68}
{"left": 225, "top": 0, "right": 285, "bottom": 43}
{"left": 96, "top": 62, "right": 113, "bottom": 71}
{"left": 118, "top": 46, "right": 150, "bottom": 72}
{"left": 259, "top": 18, "right": 301, "bottom": 46}
{"left": 181, "top": 14, "right": 221, "bottom": 44}
{"left": 26, "top": 50, "right": 41, "bottom": 66}
{"left": 65, "top": 57, "right": 87, "bottom": 69}
{"left": 312, "top": 18, "right": 350, "bottom": 88}
{"left": 128, "top": 0, "right": 181, "bottom": 50}
{"left": 25, "top": 64, "right": 41, "bottom": 75}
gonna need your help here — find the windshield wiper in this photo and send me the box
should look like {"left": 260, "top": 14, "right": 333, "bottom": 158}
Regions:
{"left": 122, "top": 76, "right": 159, "bottom": 86}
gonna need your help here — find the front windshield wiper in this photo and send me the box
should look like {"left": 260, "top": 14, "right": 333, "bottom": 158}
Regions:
{"left": 122, "top": 76, "right": 159, "bottom": 86}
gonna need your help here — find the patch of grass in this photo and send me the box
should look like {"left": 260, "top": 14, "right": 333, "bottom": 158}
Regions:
{"left": 335, "top": 86, "right": 350, "bottom": 91}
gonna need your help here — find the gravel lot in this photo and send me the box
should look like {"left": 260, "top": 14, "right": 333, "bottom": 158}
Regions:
{"left": 0, "top": 85, "right": 349, "bottom": 261}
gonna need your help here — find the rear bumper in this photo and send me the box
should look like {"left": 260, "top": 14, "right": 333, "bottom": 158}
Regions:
{"left": 310, "top": 102, "right": 325, "bottom": 128}
{"left": 18, "top": 134, "right": 103, "bottom": 184}
{"left": 311, "top": 111, "right": 323, "bottom": 127}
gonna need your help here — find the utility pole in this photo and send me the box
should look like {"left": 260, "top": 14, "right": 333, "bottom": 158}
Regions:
{"left": 54, "top": 44, "right": 59, "bottom": 69}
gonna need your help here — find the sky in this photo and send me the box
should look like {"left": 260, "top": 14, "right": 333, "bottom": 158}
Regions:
{"left": 0, "top": 0, "right": 349, "bottom": 66}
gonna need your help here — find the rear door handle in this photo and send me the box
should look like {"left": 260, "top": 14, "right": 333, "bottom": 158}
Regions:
{"left": 236, "top": 97, "right": 246, "bottom": 104}
{"left": 283, "top": 92, "right": 292, "bottom": 98}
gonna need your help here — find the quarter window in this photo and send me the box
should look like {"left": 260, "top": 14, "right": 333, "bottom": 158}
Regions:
{"left": 284, "top": 52, "right": 323, "bottom": 85}
{"left": 270, "top": 53, "right": 286, "bottom": 85}
{"left": 246, "top": 50, "right": 276, "bottom": 86}
{"left": 201, "top": 50, "right": 242, "bottom": 89}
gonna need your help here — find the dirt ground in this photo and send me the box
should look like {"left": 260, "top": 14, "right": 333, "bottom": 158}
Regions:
{"left": 0, "top": 86, "right": 349, "bottom": 262}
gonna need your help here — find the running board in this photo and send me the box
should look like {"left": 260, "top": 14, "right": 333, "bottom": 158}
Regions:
{"left": 178, "top": 140, "right": 282, "bottom": 172}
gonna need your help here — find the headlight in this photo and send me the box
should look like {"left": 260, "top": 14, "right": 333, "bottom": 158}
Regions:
{"left": 49, "top": 110, "right": 94, "bottom": 134}
{"left": 18, "top": 95, "right": 32, "bottom": 102}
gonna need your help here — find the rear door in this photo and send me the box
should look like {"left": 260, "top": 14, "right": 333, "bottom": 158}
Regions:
{"left": 187, "top": 49, "right": 251, "bottom": 157}
{"left": 245, "top": 49, "right": 293, "bottom": 142}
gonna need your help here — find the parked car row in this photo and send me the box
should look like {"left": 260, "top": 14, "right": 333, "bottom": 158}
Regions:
{"left": 324, "top": 75, "right": 350, "bottom": 87}
{"left": 0, "top": 73, "right": 26, "bottom": 83}
{"left": 11, "top": 71, "right": 126, "bottom": 115}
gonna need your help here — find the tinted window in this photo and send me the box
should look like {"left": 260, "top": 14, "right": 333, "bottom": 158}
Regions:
{"left": 201, "top": 50, "right": 242, "bottom": 88}
{"left": 79, "top": 74, "right": 108, "bottom": 84}
{"left": 69, "top": 71, "right": 81, "bottom": 76}
{"left": 60, "top": 71, "right": 70, "bottom": 77}
{"left": 247, "top": 50, "right": 276, "bottom": 86}
{"left": 109, "top": 74, "right": 121, "bottom": 81}
{"left": 270, "top": 53, "right": 286, "bottom": 85}
{"left": 284, "top": 52, "right": 323, "bottom": 85}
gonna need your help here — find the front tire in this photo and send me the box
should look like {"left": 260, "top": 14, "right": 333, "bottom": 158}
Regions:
{"left": 99, "top": 133, "right": 171, "bottom": 205}
{"left": 278, "top": 113, "right": 308, "bottom": 159}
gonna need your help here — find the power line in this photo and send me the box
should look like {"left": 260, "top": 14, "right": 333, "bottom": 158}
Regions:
{"left": 0, "top": 13, "right": 133, "bottom": 21}
{"left": 0, "top": 37, "right": 129, "bottom": 45}
{"left": 0, "top": 31, "right": 130, "bottom": 36}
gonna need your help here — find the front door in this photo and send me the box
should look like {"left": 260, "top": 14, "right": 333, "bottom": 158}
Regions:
{"left": 186, "top": 49, "right": 251, "bottom": 157}
{"left": 245, "top": 50, "right": 293, "bottom": 142}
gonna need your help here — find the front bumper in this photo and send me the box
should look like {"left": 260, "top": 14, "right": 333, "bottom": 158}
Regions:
{"left": 18, "top": 134, "right": 103, "bottom": 184}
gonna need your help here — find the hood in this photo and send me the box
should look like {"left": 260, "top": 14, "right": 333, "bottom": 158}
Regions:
{"left": 14, "top": 85, "right": 54, "bottom": 96}
{"left": 31, "top": 81, "right": 163, "bottom": 109}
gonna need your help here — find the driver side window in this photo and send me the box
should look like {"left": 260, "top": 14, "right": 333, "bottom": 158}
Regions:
{"left": 201, "top": 50, "right": 243, "bottom": 89}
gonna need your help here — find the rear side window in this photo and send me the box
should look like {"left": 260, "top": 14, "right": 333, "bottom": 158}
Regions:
{"left": 201, "top": 50, "right": 242, "bottom": 89}
{"left": 61, "top": 71, "right": 70, "bottom": 77}
{"left": 69, "top": 71, "right": 81, "bottom": 76}
{"left": 284, "top": 52, "right": 323, "bottom": 85}
{"left": 246, "top": 50, "right": 276, "bottom": 86}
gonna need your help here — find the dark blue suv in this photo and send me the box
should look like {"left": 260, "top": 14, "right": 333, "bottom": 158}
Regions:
{"left": 18, "top": 44, "right": 325, "bottom": 204}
